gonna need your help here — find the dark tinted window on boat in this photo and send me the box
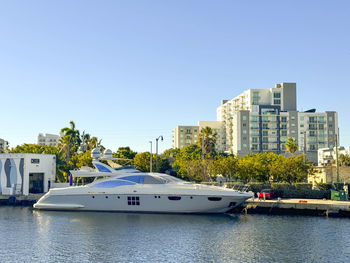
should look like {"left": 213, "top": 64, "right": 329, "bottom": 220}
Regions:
{"left": 168, "top": 196, "right": 181, "bottom": 201}
{"left": 127, "top": 196, "right": 140, "bottom": 205}
{"left": 208, "top": 197, "right": 222, "bottom": 201}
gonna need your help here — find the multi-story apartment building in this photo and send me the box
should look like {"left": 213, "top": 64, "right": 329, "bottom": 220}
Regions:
{"left": 217, "top": 82, "right": 338, "bottom": 163}
{"left": 172, "top": 126, "right": 199, "bottom": 149}
{"left": 173, "top": 121, "right": 225, "bottom": 152}
{"left": 0, "top": 138, "right": 9, "bottom": 152}
{"left": 37, "top": 133, "right": 61, "bottom": 146}
{"left": 198, "top": 121, "right": 225, "bottom": 152}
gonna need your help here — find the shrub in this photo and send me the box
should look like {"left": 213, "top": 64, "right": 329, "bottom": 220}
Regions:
{"left": 295, "top": 183, "right": 312, "bottom": 191}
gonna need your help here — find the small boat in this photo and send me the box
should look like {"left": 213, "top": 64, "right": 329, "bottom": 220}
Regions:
{"left": 34, "top": 149, "right": 252, "bottom": 214}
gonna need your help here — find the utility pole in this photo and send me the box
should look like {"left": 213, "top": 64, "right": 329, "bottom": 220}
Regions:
{"left": 149, "top": 141, "right": 153, "bottom": 173}
{"left": 303, "top": 131, "right": 307, "bottom": 163}
{"left": 201, "top": 128, "right": 205, "bottom": 158}
{"left": 335, "top": 133, "right": 339, "bottom": 183}
{"left": 155, "top": 136, "right": 163, "bottom": 172}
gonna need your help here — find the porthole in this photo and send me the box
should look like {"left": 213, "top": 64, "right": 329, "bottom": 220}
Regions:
{"left": 190, "top": 196, "right": 193, "bottom": 199}
{"left": 117, "top": 196, "right": 120, "bottom": 199}
{"left": 105, "top": 196, "right": 108, "bottom": 199}
{"left": 168, "top": 196, "right": 181, "bottom": 201}
{"left": 208, "top": 197, "right": 222, "bottom": 201}
{"left": 92, "top": 196, "right": 95, "bottom": 199}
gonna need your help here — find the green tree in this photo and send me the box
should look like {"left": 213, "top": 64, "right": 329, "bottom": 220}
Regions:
{"left": 113, "top": 147, "right": 137, "bottom": 160}
{"left": 208, "top": 155, "right": 238, "bottom": 180}
{"left": 133, "top": 152, "right": 152, "bottom": 172}
{"left": 285, "top": 137, "right": 298, "bottom": 156}
{"left": 197, "top": 127, "right": 217, "bottom": 156}
{"left": 133, "top": 152, "right": 171, "bottom": 173}
{"left": 339, "top": 153, "right": 350, "bottom": 166}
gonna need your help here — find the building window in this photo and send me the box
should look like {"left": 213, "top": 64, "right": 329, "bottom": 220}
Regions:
{"left": 281, "top": 117, "right": 287, "bottom": 122}
{"left": 252, "top": 144, "right": 258, "bottom": 150}
{"left": 31, "top": 159, "right": 40, "bottom": 164}
{"left": 262, "top": 144, "right": 268, "bottom": 150}
{"left": 243, "top": 123, "right": 246, "bottom": 127}
{"left": 243, "top": 143, "right": 247, "bottom": 148}
{"left": 253, "top": 92, "right": 259, "bottom": 98}
{"left": 242, "top": 116, "right": 247, "bottom": 121}
{"left": 243, "top": 137, "right": 247, "bottom": 140}
{"left": 180, "top": 134, "right": 184, "bottom": 138}
{"left": 300, "top": 116, "right": 304, "bottom": 121}
{"left": 262, "top": 137, "right": 268, "bottom": 143}
{"left": 281, "top": 124, "right": 287, "bottom": 130}
{"left": 252, "top": 137, "right": 258, "bottom": 143}
{"left": 186, "top": 129, "right": 191, "bottom": 134}
{"left": 329, "top": 124, "right": 333, "bottom": 128}
{"left": 328, "top": 116, "right": 333, "bottom": 121}
{"left": 263, "top": 131, "right": 268, "bottom": 136}
{"left": 309, "top": 131, "right": 316, "bottom": 137}
{"left": 300, "top": 124, "right": 304, "bottom": 128}
{"left": 309, "top": 145, "right": 316, "bottom": 151}
{"left": 329, "top": 130, "right": 333, "bottom": 135}
{"left": 262, "top": 124, "right": 268, "bottom": 129}
{"left": 243, "top": 130, "right": 247, "bottom": 134}
{"left": 274, "top": 99, "right": 281, "bottom": 104}
{"left": 291, "top": 123, "right": 295, "bottom": 127}
{"left": 194, "top": 129, "right": 197, "bottom": 132}
{"left": 251, "top": 116, "right": 258, "bottom": 122}
{"left": 273, "top": 92, "right": 281, "bottom": 98}
{"left": 291, "top": 116, "right": 295, "bottom": 120}
{"left": 291, "top": 130, "right": 296, "bottom": 134}
{"left": 180, "top": 129, "right": 184, "bottom": 132}
{"left": 319, "top": 124, "right": 324, "bottom": 129}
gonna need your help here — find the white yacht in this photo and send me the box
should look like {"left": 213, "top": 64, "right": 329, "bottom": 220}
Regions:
{"left": 34, "top": 149, "right": 252, "bottom": 214}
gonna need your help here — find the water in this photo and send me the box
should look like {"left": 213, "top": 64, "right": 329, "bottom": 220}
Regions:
{"left": 0, "top": 207, "right": 350, "bottom": 263}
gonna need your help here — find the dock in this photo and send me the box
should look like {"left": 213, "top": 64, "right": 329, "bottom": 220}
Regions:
{"left": 239, "top": 198, "right": 350, "bottom": 217}
{"left": 0, "top": 194, "right": 43, "bottom": 206}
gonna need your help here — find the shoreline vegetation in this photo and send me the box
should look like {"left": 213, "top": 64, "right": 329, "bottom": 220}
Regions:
{"left": 6, "top": 121, "right": 350, "bottom": 198}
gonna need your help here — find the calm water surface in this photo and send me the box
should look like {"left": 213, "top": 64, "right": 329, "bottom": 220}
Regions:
{"left": 0, "top": 207, "right": 350, "bottom": 263}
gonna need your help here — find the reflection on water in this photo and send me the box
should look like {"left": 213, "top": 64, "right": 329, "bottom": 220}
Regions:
{"left": 1, "top": 207, "right": 350, "bottom": 263}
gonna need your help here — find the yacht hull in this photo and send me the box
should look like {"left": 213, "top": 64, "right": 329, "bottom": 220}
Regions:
{"left": 34, "top": 193, "right": 250, "bottom": 214}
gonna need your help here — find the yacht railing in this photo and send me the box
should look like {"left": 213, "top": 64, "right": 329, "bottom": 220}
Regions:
{"left": 228, "top": 184, "right": 250, "bottom": 192}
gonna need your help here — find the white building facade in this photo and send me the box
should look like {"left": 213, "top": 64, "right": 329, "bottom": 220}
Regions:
{"left": 38, "top": 133, "right": 61, "bottom": 146}
{"left": 172, "top": 126, "right": 199, "bottom": 149}
{"left": 0, "top": 154, "right": 56, "bottom": 195}
{"left": 217, "top": 83, "right": 338, "bottom": 163}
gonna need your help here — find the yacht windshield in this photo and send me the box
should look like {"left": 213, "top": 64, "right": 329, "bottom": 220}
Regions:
{"left": 118, "top": 175, "right": 166, "bottom": 184}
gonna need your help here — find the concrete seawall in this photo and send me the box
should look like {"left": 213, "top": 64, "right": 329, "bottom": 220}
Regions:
{"left": 238, "top": 198, "right": 350, "bottom": 217}
{"left": 0, "top": 194, "right": 43, "bottom": 206}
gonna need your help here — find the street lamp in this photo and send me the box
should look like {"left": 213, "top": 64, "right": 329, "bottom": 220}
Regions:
{"left": 149, "top": 141, "right": 153, "bottom": 173}
{"left": 155, "top": 135, "right": 164, "bottom": 172}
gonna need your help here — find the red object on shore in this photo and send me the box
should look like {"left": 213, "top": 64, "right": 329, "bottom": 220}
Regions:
{"left": 258, "top": 189, "right": 275, "bottom": 200}
{"left": 299, "top": 200, "right": 308, "bottom": 203}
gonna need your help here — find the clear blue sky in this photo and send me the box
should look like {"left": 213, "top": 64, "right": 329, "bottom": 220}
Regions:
{"left": 1, "top": 0, "right": 349, "bottom": 153}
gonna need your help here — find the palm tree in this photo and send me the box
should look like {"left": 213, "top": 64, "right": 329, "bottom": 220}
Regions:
{"left": 61, "top": 121, "right": 81, "bottom": 144}
{"left": 197, "top": 127, "right": 217, "bottom": 156}
{"left": 285, "top": 137, "right": 298, "bottom": 156}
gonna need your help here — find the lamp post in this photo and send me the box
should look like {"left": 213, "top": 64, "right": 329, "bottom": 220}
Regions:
{"left": 149, "top": 141, "right": 153, "bottom": 173}
{"left": 155, "top": 135, "right": 164, "bottom": 172}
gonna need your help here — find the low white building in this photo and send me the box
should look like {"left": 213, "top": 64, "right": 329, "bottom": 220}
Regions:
{"left": 318, "top": 146, "right": 350, "bottom": 166}
{"left": 0, "top": 154, "right": 56, "bottom": 196}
